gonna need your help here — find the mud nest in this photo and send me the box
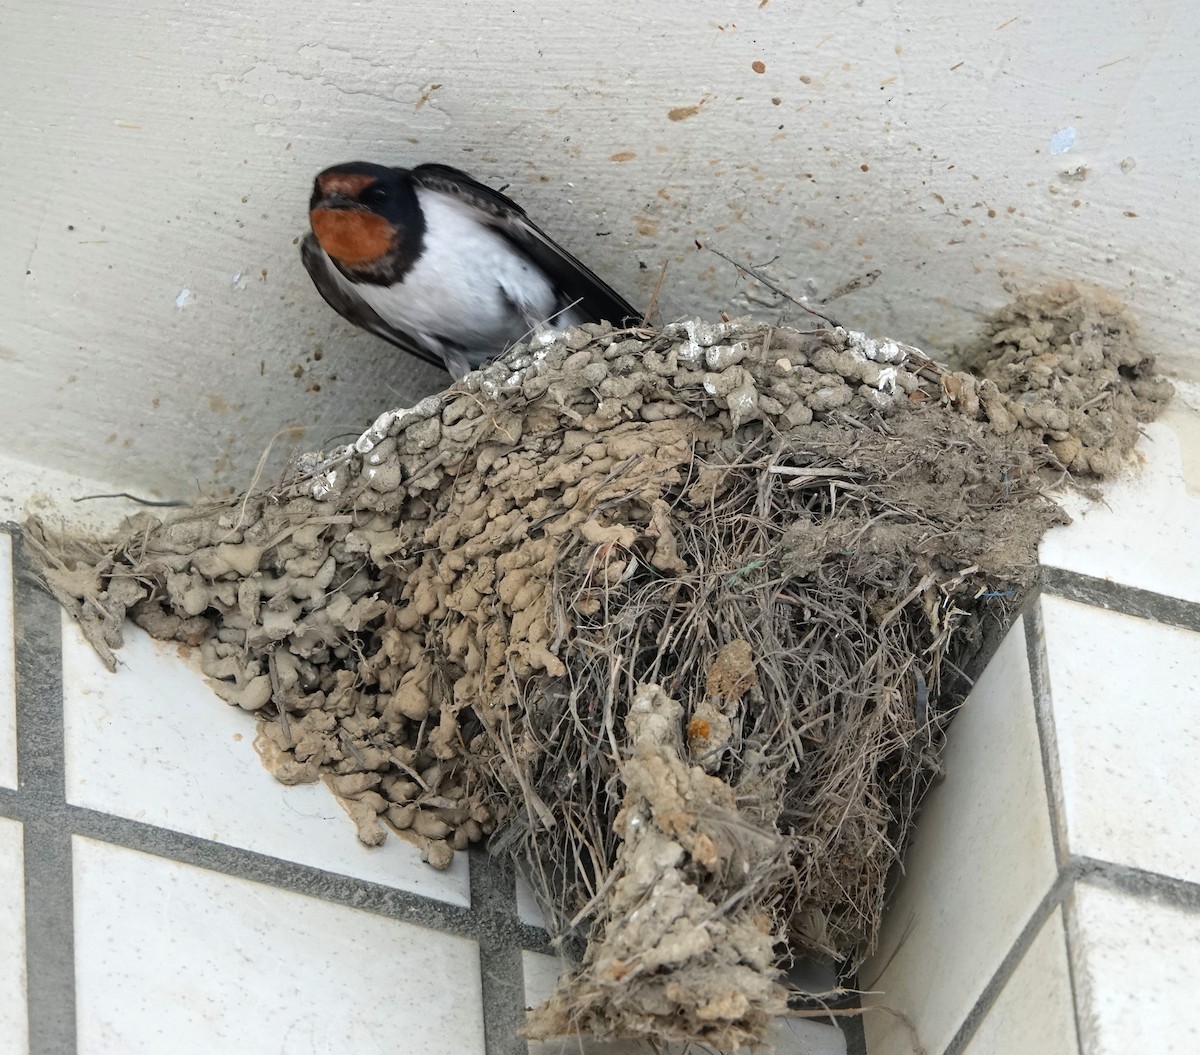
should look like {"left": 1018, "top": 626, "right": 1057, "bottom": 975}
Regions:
{"left": 30, "top": 282, "right": 1172, "bottom": 1050}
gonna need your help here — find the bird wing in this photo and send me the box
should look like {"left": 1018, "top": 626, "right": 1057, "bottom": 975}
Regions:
{"left": 410, "top": 164, "right": 641, "bottom": 329}
{"left": 299, "top": 233, "right": 447, "bottom": 372}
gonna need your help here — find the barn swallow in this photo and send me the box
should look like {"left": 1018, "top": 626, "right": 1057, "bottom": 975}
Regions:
{"left": 300, "top": 161, "right": 640, "bottom": 378}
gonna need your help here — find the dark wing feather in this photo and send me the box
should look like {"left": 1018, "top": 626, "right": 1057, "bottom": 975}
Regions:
{"left": 299, "top": 233, "right": 447, "bottom": 372}
{"left": 411, "top": 164, "right": 641, "bottom": 328}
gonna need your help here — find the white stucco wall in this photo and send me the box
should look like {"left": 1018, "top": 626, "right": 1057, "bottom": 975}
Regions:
{"left": 2, "top": 0, "right": 1198, "bottom": 501}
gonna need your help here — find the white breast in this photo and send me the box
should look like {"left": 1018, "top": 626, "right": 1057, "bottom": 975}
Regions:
{"left": 351, "top": 191, "right": 560, "bottom": 353}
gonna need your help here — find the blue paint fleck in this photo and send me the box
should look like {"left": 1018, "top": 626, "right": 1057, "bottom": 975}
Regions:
{"left": 1050, "top": 126, "right": 1076, "bottom": 155}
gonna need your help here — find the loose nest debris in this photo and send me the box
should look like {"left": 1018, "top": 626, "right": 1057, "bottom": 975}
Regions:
{"left": 29, "top": 282, "right": 1171, "bottom": 1050}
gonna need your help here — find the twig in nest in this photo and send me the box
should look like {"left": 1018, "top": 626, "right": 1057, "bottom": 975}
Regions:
{"left": 73, "top": 492, "right": 187, "bottom": 508}
{"left": 511, "top": 296, "right": 585, "bottom": 352}
{"left": 640, "top": 259, "right": 669, "bottom": 328}
{"left": 698, "top": 241, "right": 840, "bottom": 327}
{"left": 229, "top": 425, "right": 302, "bottom": 534}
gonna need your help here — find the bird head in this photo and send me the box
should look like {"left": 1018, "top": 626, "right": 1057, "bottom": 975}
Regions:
{"left": 308, "top": 162, "right": 416, "bottom": 269}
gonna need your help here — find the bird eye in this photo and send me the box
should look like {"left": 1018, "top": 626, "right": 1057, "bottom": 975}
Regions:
{"left": 361, "top": 183, "right": 389, "bottom": 206}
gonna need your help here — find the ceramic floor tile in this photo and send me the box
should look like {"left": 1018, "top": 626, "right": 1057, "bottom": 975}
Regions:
{"left": 0, "top": 818, "right": 27, "bottom": 1053}
{"left": 522, "top": 952, "right": 846, "bottom": 1055}
{"left": 1040, "top": 595, "right": 1200, "bottom": 884}
{"left": 62, "top": 617, "right": 470, "bottom": 906}
{"left": 1040, "top": 418, "right": 1200, "bottom": 604}
{"left": 0, "top": 533, "right": 17, "bottom": 790}
{"left": 73, "top": 836, "right": 484, "bottom": 1055}
{"left": 1069, "top": 879, "right": 1200, "bottom": 1054}
{"left": 961, "top": 908, "right": 1078, "bottom": 1055}
{"left": 862, "top": 618, "right": 1058, "bottom": 1055}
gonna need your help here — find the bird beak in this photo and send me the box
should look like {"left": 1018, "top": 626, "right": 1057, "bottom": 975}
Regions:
{"left": 312, "top": 190, "right": 357, "bottom": 211}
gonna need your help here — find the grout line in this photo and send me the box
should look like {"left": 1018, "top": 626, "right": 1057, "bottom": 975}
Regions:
{"left": 840, "top": 1009, "right": 868, "bottom": 1055}
{"left": 1042, "top": 566, "right": 1200, "bottom": 635}
{"left": 939, "top": 594, "right": 1073, "bottom": 1055}
{"left": 63, "top": 804, "right": 554, "bottom": 955}
{"left": 1023, "top": 596, "right": 1086, "bottom": 1049}
{"left": 469, "top": 849, "right": 532, "bottom": 1055}
{"left": 940, "top": 849, "right": 1200, "bottom": 1055}
{"left": 1056, "top": 876, "right": 1087, "bottom": 1055}
{"left": 1025, "top": 580, "right": 1200, "bottom": 1052}
{"left": 1052, "top": 853, "right": 1200, "bottom": 1055}
{"left": 940, "top": 871, "right": 1071, "bottom": 1055}
{"left": 12, "top": 536, "right": 77, "bottom": 1055}
{"left": 1024, "top": 599, "right": 1068, "bottom": 868}
{"left": 0, "top": 778, "right": 557, "bottom": 955}
{"left": 1068, "top": 855, "right": 1200, "bottom": 913}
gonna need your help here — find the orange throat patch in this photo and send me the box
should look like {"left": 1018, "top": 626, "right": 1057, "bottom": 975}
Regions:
{"left": 310, "top": 208, "right": 394, "bottom": 267}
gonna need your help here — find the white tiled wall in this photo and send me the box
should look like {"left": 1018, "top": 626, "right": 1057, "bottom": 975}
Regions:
{"left": 1068, "top": 880, "right": 1200, "bottom": 1055}
{"left": 863, "top": 619, "right": 1057, "bottom": 1055}
{"left": 0, "top": 817, "right": 27, "bottom": 1052}
{"left": 860, "top": 409, "right": 1200, "bottom": 1055}
{"left": 73, "top": 836, "right": 484, "bottom": 1054}
{"left": 864, "top": 584, "right": 1200, "bottom": 1055}
{"left": 959, "top": 909, "right": 1077, "bottom": 1055}
{"left": 1039, "top": 595, "right": 1200, "bottom": 885}
{"left": 1040, "top": 420, "right": 1200, "bottom": 604}
{"left": 862, "top": 590, "right": 1200, "bottom": 1054}
{"left": 61, "top": 617, "right": 471, "bottom": 905}
{"left": 0, "top": 533, "right": 17, "bottom": 790}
